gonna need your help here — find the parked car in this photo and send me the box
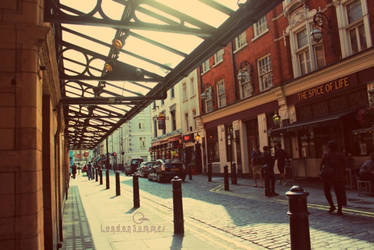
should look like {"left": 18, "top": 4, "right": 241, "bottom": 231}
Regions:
{"left": 124, "top": 158, "right": 144, "bottom": 176}
{"left": 136, "top": 161, "right": 157, "bottom": 178}
{"left": 148, "top": 159, "right": 186, "bottom": 183}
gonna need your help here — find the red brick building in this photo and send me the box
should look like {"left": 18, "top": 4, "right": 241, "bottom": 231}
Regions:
{"left": 197, "top": 0, "right": 374, "bottom": 177}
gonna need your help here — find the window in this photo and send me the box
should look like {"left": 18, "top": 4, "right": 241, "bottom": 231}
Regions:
{"left": 138, "top": 120, "right": 144, "bottom": 130}
{"left": 205, "top": 87, "right": 213, "bottom": 113}
{"left": 216, "top": 80, "right": 226, "bottom": 108}
{"left": 185, "top": 113, "right": 189, "bottom": 132}
{"left": 153, "top": 118, "right": 157, "bottom": 137}
{"left": 201, "top": 59, "right": 210, "bottom": 73}
{"left": 139, "top": 137, "right": 146, "bottom": 149}
{"left": 190, "top": 77, "right": 195, "bottom": 97}
{"left": 238, "top": 65, "right": 252, "bottom": 99}
{"left": 170, "top": 110, "right": 176, "bottom": 131}
{"left": 336, "top": 0, "right": 371, "bottom": 58}
{"left": 214, "top": 49, "right": 224, "bottom": 65}
{"left": 161, "top": 99, "right": 164, "bottom": 105}
{"left": 152, "top": 101, "right": 156, "bottom": 109}
{"left": 182, "top": 82, "right": 187, "bottom": 101}
{"left": 192, "top": 109, "right": 196, "bottom": 130}
{"left": 234, "top": 31, "right": 247, "bottom": 51}
{"left": 296, "top": 28, "right": 311, "bottom": 75}
{"left": 170, "top": 87, "right": 175, "bottom": 98}
{"left": 253, "top": 16, "right": 268, "bottom": 38}
{"left": 257, "top": 55, "right": 273, "bottom": 91}
{"left": 346, "top": 0, "right": 367, "bottom": 54}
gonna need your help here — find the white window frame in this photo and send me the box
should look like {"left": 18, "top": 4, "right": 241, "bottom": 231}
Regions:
{"left": 201, "top": 58, "right": 210, "bottom": 74}
{"left": 205, "top": 87, "right": 213, "bottom": 113}
{"left": 234, "top": 31, "right": 247, "bottom": 52}
{"left": 253, "top": 15, "right": 268, "bottom": 39}
{"left": 182, "top": 82, "right": 187, "bottom": 101}
{"left": 213, "top": 49, "right": 224, "bottom": 66}
{"left": 289, "top": 19, "right": 326, "bottom": 78}
{"left": 190, "top": 77, "right": 195, "bottom": 97}
{"left": 257, "top": 55, "right": 273, "bottom": 92}
{"left": 335, "top": 0, "right": 372, "bottom": 58}
{"left": 216, "top": 80, "right": 226, "bottom": 108}
{"left": 238, "top": 65, "right": 252, "bottom": 99}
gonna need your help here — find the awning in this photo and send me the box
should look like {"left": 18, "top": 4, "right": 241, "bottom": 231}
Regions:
{"left": 270, "top": 110, "right": 356, "bottom": 135}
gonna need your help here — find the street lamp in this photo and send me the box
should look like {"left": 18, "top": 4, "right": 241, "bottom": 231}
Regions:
{"left": 311, "top": 10, "right": 330, "bottom": 43}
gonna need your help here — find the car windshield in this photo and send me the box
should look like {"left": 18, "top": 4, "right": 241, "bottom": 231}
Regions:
{"left": 131, "top": 159, "right": 142, "bottom": 165}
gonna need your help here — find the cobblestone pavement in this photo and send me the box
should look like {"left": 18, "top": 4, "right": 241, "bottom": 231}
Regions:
{"left": 117, "top": 173, "right": 374, "bottom": 250}
{"left": 62, "top": 185, "right": 95, "bottom": 250}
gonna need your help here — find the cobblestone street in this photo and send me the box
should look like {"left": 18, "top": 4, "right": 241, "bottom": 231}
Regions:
{"left": 62, "top": 172, "right": 374, "bottom": 249}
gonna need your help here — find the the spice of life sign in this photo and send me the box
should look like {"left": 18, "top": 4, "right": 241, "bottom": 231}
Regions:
{"left": 297, "top": 76, "right": 350, "bottom": 102}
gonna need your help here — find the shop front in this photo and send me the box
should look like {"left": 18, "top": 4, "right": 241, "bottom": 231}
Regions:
{"left": 272, "top": 69, "right": 374, "bottom": 178}
{"left": 150, "top": 135, "right": 182, "bottom": 161}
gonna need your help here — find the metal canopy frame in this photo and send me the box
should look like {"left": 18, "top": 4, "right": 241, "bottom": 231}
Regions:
{"left": 44, "top": 0, "right": 282, "bottom": 150}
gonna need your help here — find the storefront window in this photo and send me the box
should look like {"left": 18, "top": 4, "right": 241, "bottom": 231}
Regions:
{"left": 207, "top": 129, "right": 219, "bottom": 162}
{"left": 352, "top": 130, "right": 374, "bottom": 156}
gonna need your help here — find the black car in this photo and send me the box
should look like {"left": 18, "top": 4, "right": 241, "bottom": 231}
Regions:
{"left": 124, "top": 158, "right": 144, "bottom": 175}
{"left": 148, "top": 159, "right": 186, "bottom": 182}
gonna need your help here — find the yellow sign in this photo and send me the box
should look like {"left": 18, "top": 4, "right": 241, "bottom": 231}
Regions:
{"left": 298, "top": 76, "right": 350, "bottom": 102}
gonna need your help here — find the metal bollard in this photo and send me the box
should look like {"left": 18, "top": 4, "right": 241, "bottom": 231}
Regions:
{"left": 99, "top": 169, "right": 103, "bottom": 185}
{"left": 224, "top": 166, "right": 229, "bottom": 191}
{"left": 115, "top": 171, "right": 120, "bottom": 196}
{"left": 208, "top": 163, "right": 212, "bottom": 182}
{"left": 172, "top": 176, "right": 184, "bottom": 235}
{"left": 231, "top": 163, "right": 237, "bottom": 185}
{"left": 106, "top": 169, "right": 110, "bottom": 189}
{"left": 133, "top": 174, "right": 140, "bottom": 208}
{"left": 286, "top": 186, "right": 311, "bottom": 250}
{"left": 95, "top": 168, "right": 98, "bottom": 182}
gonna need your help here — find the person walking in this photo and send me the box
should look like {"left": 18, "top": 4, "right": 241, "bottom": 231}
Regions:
{"left": 263, "top": 146, "right": 278, "bottom": 197}
{"left": 275, "top": 143, "right": 288, "bottom": 185}
{"left": 320, "top": 140, "right": 346, "bottom": 215}
{"left": 87, "top": 162, "right": 93, "bottom": 180}
{"left": 250, "top": 146, "right": 264, "bottom": 188}
{"left": 72, "top": 163, "right": 77, "bottom": 179}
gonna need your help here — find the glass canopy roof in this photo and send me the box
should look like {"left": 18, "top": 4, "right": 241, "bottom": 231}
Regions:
{"left": 44, "top": 0, "right": 282, "bottom": 149}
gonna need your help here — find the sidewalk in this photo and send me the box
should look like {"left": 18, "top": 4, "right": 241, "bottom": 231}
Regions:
{"left": 61, "top": 175, "right": 259, "bottom": 250}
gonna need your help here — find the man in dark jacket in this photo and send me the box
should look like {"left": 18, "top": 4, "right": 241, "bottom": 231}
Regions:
{"left": 263, "top": 146, "right": 278, "bottom": 197}
{"left": 320, "top": 140, "right": 346, "bottom": 215}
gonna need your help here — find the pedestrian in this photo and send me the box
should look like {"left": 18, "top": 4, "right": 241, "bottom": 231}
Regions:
{"left": 263, "top": 146, "right": 278, "bottom": 197}
{"left": 72, "top": 163, "right": 77, "bottom": 179}
{"left": 275, "top": 143, "right": 289, "bottom": 185}
{"left": 320, "top": 140, "right": 346, "bottom": 215}
{"left": 87, "top": 162, "right": 93, "bottom": 180}
{"left": 77, "top": 163, "right": 81, "bottom": 175}
{"left": 250, "top": 146, "right": 264, "bottom": 188}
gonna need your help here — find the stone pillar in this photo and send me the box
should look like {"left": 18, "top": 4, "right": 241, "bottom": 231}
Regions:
{"left": 0, "top": 1, "right": 58, "bottom": 249}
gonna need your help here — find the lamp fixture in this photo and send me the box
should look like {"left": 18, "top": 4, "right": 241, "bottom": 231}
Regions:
{"left": 311, "top": 10, "right": 330, "bottom": 43}
{"left": 237, "top": 0, "right": 247, "bottom": 8}
{"left": 104, "top": 63, "right": 113, "bottom": 72}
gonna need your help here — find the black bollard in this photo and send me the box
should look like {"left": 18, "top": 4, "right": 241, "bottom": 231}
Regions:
{"left": 224, "top": 165, "right": 229, "bottom": 191}
{"left": 95, "top": 168, "right": 98, "bottom": 182}
{"left": 208, "top": 163, "right": 212, "bottom": 182}
{"left": 188, "top": 165, "right": 192, "bottom": 180}
{"left": 286, "top": 186, "right": 311, "bottom": 250}
{"left": 172, "top": 176, "right": 184, "bottom": 235}
{"left": 115, "top": 171, "right": 120, "bottom": 196}
{"left": 99, "top": 169, "right": 103, "bottom": 185}
{"left": 106, "top": 169, "right": 110, "bottom": 189}
{"left": 133, "top": 174, "right": 140, "bottom": 208}
{"left": 231, "top": 163, "right": 237, "bottom": 185}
